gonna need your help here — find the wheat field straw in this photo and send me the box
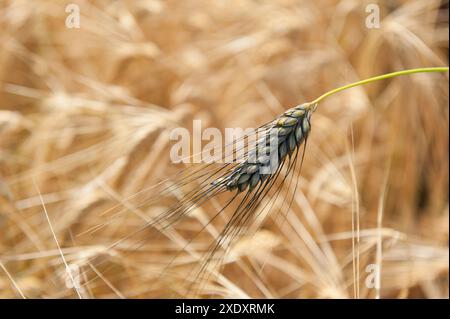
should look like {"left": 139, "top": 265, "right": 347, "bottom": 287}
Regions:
{"left": 0, "top": 0, "right": 448, "bottom": 298}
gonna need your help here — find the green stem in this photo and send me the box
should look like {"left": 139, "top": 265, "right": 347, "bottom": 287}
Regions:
{"left": 310, "top": 67, "right": 449, "bottom": 106}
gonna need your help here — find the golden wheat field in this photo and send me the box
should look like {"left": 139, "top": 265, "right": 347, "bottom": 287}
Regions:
{"left": 0, "top": 0, "right": 448, "bottom": 299}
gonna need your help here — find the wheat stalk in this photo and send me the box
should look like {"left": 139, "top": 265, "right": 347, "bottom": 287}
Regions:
{"left": 310, "top": 67, "right": 449, "bottom": 105}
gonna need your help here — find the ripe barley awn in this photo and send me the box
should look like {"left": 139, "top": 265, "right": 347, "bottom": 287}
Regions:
{"left": 83, "top": 67, "right": 448, "bottom": 296}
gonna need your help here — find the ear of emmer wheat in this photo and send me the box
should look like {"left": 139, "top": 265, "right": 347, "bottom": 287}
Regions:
{"left": 212, "top": 102, "right": 316, "bottom": 193}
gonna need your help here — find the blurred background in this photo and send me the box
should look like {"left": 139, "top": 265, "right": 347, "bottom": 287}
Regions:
{"left": 0, "top": 0, "right": 448, "bottom": 298}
